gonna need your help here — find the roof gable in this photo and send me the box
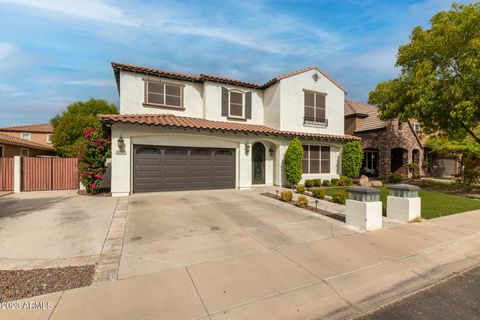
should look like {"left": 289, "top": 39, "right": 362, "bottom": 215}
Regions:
{"left": 112, "top": 62, "right": 347, "bottom": 93}
{"left": 0, "top": 123, "right": 53, "bottom": 133}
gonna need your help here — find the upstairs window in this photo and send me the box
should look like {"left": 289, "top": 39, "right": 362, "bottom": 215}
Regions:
{"left": 304, "top": 91, "right": 327, "bottom": 125}
{"left": 229, "top": 91, "right": 244, "bottom": 117}
{"left": 20, "top": 148, "right": 29, "bottom": 156}
{"left": 145, "top": 81, "right": 183, "bottom": 109}
{"left": 21, "top": 133, "right": 31, "bottom": 140}
{"left": 412, "top": 123, "right": 420, "bottom": 134}
{"left": 221, "top": 87, "right": 252, "bottom": 120}
{"left": 47, "top": 134, "right": 52, "bottom": 144}
{"left": 302, "top": 145, "right": 330, "bottom": 174}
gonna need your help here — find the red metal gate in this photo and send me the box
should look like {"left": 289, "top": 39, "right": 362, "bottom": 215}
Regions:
{"left": 22, "top": 157, "right": 79, "bottom": 191}
{"left": 0, "top": 158, "right": 14, "bottom": 191}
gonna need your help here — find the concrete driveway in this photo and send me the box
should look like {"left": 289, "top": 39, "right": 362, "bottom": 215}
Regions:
{"left": 0, "top": 191, "right": 117, "bottom": 261}
{"left": 119, "top": 188, "right": 354, "bottom": 279}
{"left": 4, "top": 188, "right": 480, "bottom": 320}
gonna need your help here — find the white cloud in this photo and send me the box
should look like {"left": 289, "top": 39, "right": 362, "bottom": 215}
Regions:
{"left": 63, "top": 79, "right": 114, "bottom": 87}
{"left": 0, "top": 83, "right": 28, "bottom": 96}
{"left": 0, "top": 42, "right": 15, "bottom": 60}
{"left": 0, "top": 0, "right": 140, "bottom": 26}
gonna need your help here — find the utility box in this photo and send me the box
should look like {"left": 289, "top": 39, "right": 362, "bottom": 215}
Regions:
{"left": 387, "top": 184, "right": 421, "bottom": 222}
{"left": 346, "top": 186, "right": 382, "bottom": 231}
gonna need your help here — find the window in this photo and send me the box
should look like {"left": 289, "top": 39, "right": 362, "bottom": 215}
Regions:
{"left": 229, "top": 91, "right": 244, "bottom": 117}
{"left": 0, "top": 145, "right": 3, "bottom": 157}
{"left": 302, "top": 145, "right": 330, "bottom": 174}
{"left": 304, "top": 91, "right": 326, "bottom": 124}
{"left": 21, "top": 133, "right": 31, "bottom": 140}
{"left": 145, "top": 81, "right": 183, "bottom": 108}
{"left": 47, "top": 134, "right": 52, "bottom": 144}
{"left": 165, "top": 148, "right": 187, "bottom": 156}
{"left": 191, "top": 149, "right": 211, "bottom": 156}
{"left": 412, "top": 123, "right": 420, "bottom": 134}
{"left": 215, "top": 150, "right": 233, "bottom": 157}
{"left": 20, "top": 148, "right": 29, "bottom": 156}
{"left": 362, "top": 150, "right": 379, "bottom": 177}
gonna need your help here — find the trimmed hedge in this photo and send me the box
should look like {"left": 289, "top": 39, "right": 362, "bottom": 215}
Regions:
{"left": 311, "top": 188, "right": 325, "bottom": 199}
{"left": 313, "top": 178, "right": 322, "bottom": 187}
{"left": 332, "top": 191, "right": 347, "bottom": 204}
{"left": 305, "top": 179, "right": 314, "bottom": 188}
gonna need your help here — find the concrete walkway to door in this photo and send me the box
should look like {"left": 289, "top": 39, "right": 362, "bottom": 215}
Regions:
{"left": 5, "top": 188, "right": 480, "bottom": 320}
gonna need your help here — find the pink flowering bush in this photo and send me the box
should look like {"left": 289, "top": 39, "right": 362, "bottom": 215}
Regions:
{"left": 78, "top": 128, "right": 111, "bottom": 194}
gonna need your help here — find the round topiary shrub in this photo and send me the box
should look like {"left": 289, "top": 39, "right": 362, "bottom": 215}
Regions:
{"left": 296, "top": 184, "right": 306, "bottom": 194}
{"left": 332, "top": 191, "right": 347, "bottom": 205}
{"left": 280, "top": 190, "right": 293, "bottom": 202}
{"left": 305, "top": 179, "right": 314, "bottom": 188}
{"left": 313, "top": 179, "right": 322, "bottom": 187}
{"left": 284, "top": 138, "right": 304, "bottom": 187}
{"left": 311, "top": 188, "right": 325, "bottom": 199}
{"left": 388, "top": 173, "right": 403, "bottom": 183}
{"left": 339, "top": 176, "right": 353, "bottom": 186}
{"left": 342, "top": 141, "right": 363, "bottom": 179}
{"left": 296, "top": 195, "right": 309, "bottom": 208}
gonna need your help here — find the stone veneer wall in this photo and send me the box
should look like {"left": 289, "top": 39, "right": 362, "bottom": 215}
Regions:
{"left": 355, "top": 120, "right": 423, "bottom": 179}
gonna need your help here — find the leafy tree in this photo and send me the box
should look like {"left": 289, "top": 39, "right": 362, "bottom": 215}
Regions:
{"left": 342, "top": 141, "right": 363, "bottom": 178}
{"left": 369, "top": 3, "right": 480, "bottom": 143}
{"left": 284, "top": 138, "right": 304, "bottom": 187}
{"left": 427, "top": 128, "right": 480, "bottom": 190}
{"left": 79, "top": 128, "right": 111, "bottom": 194}
{"left": 51, "top": 99, "right": 117, "bottom": 157}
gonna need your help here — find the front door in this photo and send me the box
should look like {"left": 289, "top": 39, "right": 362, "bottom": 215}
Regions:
{"left": 252, "top": 142, "right": 265, "bottom": 184}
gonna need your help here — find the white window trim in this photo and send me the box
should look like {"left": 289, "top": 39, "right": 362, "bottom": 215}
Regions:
{"left": 47, "top": 134, "right": 52, "bottom": 144}
{"left": 228, "top": 90, "right": 245, "bottom": 119}
{"left": 20, "top": 148, "right": 29, "bottom": 157}
{"left": 21, "top": 133, "right": 31, "bottom": 140}
{"left": 144, "top": 80, "right": 184, "bottom": 109}
{"left": 303, "top": 90, "right": 327, "bottom": 127}
{"left": 303, "top": 145, "right": 331, "bottom": 174}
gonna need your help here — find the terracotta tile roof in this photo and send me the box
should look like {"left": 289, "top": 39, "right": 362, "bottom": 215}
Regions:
{"left": 111, "top": 62, "right": 347, "bottom": 92}
{"left": 0, "top": 123, "right": 53, "bottom": 133}
{"left": 98, "top": 114, "right": 359, "bottom": 142}
{"left": 0, "top": 132, "right": 54, "bottom": 150}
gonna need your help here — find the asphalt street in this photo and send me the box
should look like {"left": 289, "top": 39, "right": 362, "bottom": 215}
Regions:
{"left": 359, "top": 265, "right": 480, "bottom": 320}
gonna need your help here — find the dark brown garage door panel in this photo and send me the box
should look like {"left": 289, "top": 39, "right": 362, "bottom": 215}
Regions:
{"left": 133, "top": 145, "right": 235, "bottom": 192}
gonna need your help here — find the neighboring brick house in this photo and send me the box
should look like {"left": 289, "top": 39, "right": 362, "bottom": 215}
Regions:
{"left": 0, "top": 124, "right": 55, "bottom": 157}
{"left": 344, "top": 100, "right": 424, "bottom": 179}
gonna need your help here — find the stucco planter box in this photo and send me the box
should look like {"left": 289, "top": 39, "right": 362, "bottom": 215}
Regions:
{"left": 346, "top": 200, "right": 383, "bottom": 231}
{"left": 345, "top": 186, "right": 382, "bottom": 231}
{"left": 387, "top": 196, "right": 421, "bottom": 222}
{"left": 387, "top": 184, "right": 421, "bottom": 222}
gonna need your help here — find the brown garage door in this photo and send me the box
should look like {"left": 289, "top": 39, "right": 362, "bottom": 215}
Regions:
{"left": 133, "top": 145, "right": 236, "bottom": 192}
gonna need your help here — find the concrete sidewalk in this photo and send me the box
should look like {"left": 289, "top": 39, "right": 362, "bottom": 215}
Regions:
{"left": 4, "top": 195, "right": 480, "bottom": 320}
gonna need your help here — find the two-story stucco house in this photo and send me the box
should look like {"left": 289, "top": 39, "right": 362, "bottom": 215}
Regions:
{"left": 99, "top": 62, "right": 358, "bottom": 197}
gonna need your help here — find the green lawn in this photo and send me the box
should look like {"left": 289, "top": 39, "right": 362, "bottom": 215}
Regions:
{"left": 323, "top": 185, "right": 480, "bottom": 219}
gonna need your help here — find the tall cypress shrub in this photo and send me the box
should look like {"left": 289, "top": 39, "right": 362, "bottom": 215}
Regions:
{"left": 342, "top": 141, "right": 363, "bottom": 178}
{"left": 284, "top": 138, "right": 304, "bottom": 186}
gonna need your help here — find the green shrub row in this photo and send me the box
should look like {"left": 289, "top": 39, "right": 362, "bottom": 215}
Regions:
{"left": 332, "top": 191, "right": 347, "bottom": 204}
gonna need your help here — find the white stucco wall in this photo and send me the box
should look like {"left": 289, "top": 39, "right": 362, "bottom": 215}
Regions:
{"left": 110, "top": 124, "right": 343, "bottom": 195}
{"left": 263, "top": 82, "right": 281, "bottom": 129}
{"left": 119, "top": 71, "right": 204, "bottom": 117}
{"left": 278, "top": 69, "right": 345, "bottom": 135}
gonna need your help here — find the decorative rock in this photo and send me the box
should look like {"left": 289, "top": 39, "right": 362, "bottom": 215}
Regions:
{"left": 370, "top": 180, "right": 383, "bottom": 187}
{"left": 358, "top": 175, "right": 370, "bottom": 186}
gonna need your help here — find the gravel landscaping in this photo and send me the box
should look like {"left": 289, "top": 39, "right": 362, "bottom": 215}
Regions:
{"left": 0, "top": 265, "right": 95, "bottom": 302}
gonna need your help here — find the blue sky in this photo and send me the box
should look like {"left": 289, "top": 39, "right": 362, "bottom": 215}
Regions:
{"left": 0, "top": 0, "right": 471, "bottom": 127}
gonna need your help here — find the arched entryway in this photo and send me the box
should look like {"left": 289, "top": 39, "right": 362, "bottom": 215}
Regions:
{"left": 252, "top": 142, "right": 265, "bottom": 184}
{"left": 391, "top": 148, "right": 407, "bottom": 175}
